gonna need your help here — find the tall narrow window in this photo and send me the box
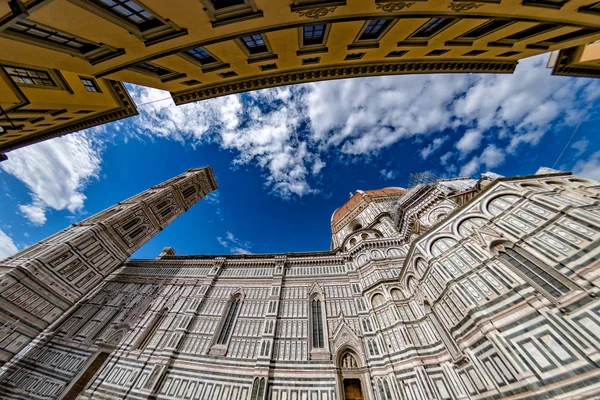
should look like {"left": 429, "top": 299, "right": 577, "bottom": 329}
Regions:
{"left": 136, "top": 308, "right": 167, "bottom": 350}
{"left": 311, "top": 299, "right": 324, "bottom": 348}
{"left": 359, "top": 19, "right": 393, "bottom": 41}
{"left": 182, "top": 186, "right": 196, "bottom": 198}
{"left": 61, "top": 352, "right": 110, "bottom": 400}
{"left": 412, "top": 18, "right": 455, "bottom": 39}
{"left": 217, "top": 297, "right": 241, "bottom": 345}
{"left": 532, "top": 29, "right": 597, "bottom": 48}
{"left": 250, "top": 377, "right": 266, "bottom": 400}
{"left": 499, "top": 247, "right": 571, "bottom": 299}
{"left": 457, "top": 20, "right": 513, "bottom": 40}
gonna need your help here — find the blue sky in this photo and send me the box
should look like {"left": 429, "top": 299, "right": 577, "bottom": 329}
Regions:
{"left": 1, "top": 54, "right": 599, "bottom": 259}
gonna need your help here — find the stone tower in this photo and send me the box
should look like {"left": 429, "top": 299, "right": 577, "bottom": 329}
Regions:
{"left": 0, "top": 167, "right": 218, "bottom": 366}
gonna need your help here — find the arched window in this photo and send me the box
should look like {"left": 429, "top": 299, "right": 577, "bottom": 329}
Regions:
{"left": 371, "top": 249, "right": 383, "bottom": 259}
{"left": 488, "top": 194, "right": 520, "bottom": 216}
{"left": 122, "top": 217, "right": 140, "bottom": 231}
{"left": 361, "top": 233, "right": 368, "bottom": 240}
{"left": 350, "top": 238, "right": 356, "bottom": 246}
{"left": 371, "top": 294, "right": 385, "bottom": 308}
{"left": 352, "top": 221, "right": 363, "bottom": 232}
{"left": 311, "top": 299, "right": 324, "bottom": 348}
{"left": 383, "top": 379, "right": 393, "bottom": 400}
{"left": 390, "top": 288, "right": 403, "bottom": 300}
{"left": 430, "top": 237, "right": 459, "bottom": 257}
{"left": 387, "top": 248, "right": 403, "bottom": 258}
{"left": 135, "top": 308, "right": 167, "bottom": 350}
{"left": 217, "top": 296, "right": 241, "bottom": 345}
{"left": 250, "top": 378, "right": 266, "bottom": 400}
{"left": 357, "top": 254, "right": 368, "bottom": 266}
{"left": 182, "top": 185, "right": 197, "bottom": 198}
{"left": 458, "top": 217, "right": 487, "bottom": 237}
{"left": 415, "top": 259, "right": 427, "bottom": 276}
{"left": 499, "top": 247, "right": 572, "bottom": 299}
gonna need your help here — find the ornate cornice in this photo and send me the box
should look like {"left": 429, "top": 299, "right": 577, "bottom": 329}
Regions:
{"left": 172, "top": 60, "right": 516, "bottom": 105}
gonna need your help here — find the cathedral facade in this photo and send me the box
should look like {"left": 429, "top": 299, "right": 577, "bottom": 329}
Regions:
{"left": 0, "top": 167, "right": 599, "bottom": 400}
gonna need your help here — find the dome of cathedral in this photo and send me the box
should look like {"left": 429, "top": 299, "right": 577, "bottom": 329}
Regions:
{"left": 331, "top": 187, "right": 405, "bottom": 225}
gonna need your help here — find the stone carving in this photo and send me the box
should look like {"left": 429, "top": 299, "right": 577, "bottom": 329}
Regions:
{"left": 297, "top": 6, "right": 337, "bottom": 19}
{"left": 448, "top": 2, "right": 484, "bottom": 11}
{"left": 376, "top": 2, "right": 415, "bottom": 12}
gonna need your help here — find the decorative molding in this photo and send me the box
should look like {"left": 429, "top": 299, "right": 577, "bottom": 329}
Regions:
{"left": 448, "top": 2, "right": 484, "bottom": 11}
{"left": 297, "top": 6, "right": 337, "bottom": 18}
{"left": 376, "top": 2, "right": 415, "bottom": 12}
{"left": 173, "top": 60, "right": 515, "bottom": 106}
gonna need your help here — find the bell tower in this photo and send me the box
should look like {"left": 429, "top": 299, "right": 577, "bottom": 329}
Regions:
{"left": 0, "top": 166, "right": 217, "bottom": 365}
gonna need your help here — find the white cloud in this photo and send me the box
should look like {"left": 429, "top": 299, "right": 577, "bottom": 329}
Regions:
{"left": 480, "top": 145, "right": 505, "bottom": 168}
{"left": 572, "top": 138, "right": 589, "bottom": 157}
{"left": 0, "top": 130, "right": 103, "bottom": 225}
{"left": 456, "top": 130, "right": 483, "bottom": 155}
{"left": 129, "top": 85, "right": 322, "bottom": 199}
{"left": 0, "top": 228, "right": 18, "bottom": 260}
{"left": 573, "top": 151, "right": 600, "bottom": 181}
{"left": 440, "top": 152, "right": 453, "bottom": 166}
{"left": 380, "top": 169, "right": 398, "bottom": 180}
{"left": 421, "top": 137, "right": 447, "bottom": 160}
{"left": 19, "top": 204, "right": 47, "bottom": 226}
{"left": 125, "top": 53, "right": 598, "bottom": 199}
{"left": 459, "top": 145, "right": 505, "bottom": 177}
{"left": 217, "top": 231, "right": 253, "bottom": 255}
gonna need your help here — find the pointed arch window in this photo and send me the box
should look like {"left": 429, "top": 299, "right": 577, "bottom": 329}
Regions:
{"left": 217, "top": 296, "right": 241, "bottom": 345}
{"left": 311, "top": 298, "right": 324, "bottom": 348}
{"left": 182, "top": 186, "right": 197, "bottom": 198}
{"left": 499, "top": 247, "right": 573, "bottom": 299}
{"left": 250, "top": 377, "right": 266, "bottom": 400}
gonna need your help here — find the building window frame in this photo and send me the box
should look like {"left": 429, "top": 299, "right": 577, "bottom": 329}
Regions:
{"left": 129, "top": 61, "right": 186, "bottom": 83}
{"left": 350, "top": 18, "right": 396, "bottom": 49}
{"left": 579, "top": 1, "right": 600, "bottom": 14}
{"left": 0, "top": 19, "right": 124, "bottom": 65}
{"left": 488, "top": 23, "right": 561, "bottom": 47}
{"left": 199, "top": 0, "right": 263, "bottom": 28}
{"left": 79, "top": 76, "right": 102, "bottom": 93}
{"left": 308, "top": 292, "right": 329, "bottom": 359}
{"left": 297, "top": 23, "right": 331, "bottom": 56}
{"left": 2, "top": 64, "right": 73, "bottom": 92}
{"left": 527, "top": 28, "right": 597, "bottom": 50}
{"left": 450, "top": 19, "right": 514, "bottom": 46}
{"left": 179, "top": 46, "right": 230, "bottom": 73}
{"left": 522, "top": 0, "right": 570, "bottom": 9}
{"left": 404, "top": 17, "right": 458, "bottom": 44}
{"left": 134, "top": 308, "right": 168, "bottom": 350}
{"left": 210, "top": 293, "right": 243, "bottom": 356}
{"left": 496, "top": 244, "right": 578, "bottom": 302}
{"left": 67, "top": 0, "right": 187, "bottom": 46}
{"left": 237, "top": 33, "right": 277, "bottom": 64}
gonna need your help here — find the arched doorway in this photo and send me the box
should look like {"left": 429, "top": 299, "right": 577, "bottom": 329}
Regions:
{"left": 337, "top": 350, "right": 371, "bottom": 400}
{"left": 344, "top": 378, "right": 364, "bottom": 400}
